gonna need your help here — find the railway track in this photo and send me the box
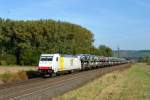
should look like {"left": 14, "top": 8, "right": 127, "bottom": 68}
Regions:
{"left": 0, "top": 64, "right": 131, "bottom": 100}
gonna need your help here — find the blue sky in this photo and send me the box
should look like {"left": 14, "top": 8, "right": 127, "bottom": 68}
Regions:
{"left": 0, "top": 0, "right": 150, "bottom": 50}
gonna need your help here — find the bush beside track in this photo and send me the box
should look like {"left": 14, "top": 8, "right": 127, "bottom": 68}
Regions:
{"left": 0, "top": 69, "right": 39, "bottom": 84}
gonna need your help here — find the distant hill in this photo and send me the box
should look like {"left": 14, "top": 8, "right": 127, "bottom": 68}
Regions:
{"left": 113, "top": 50, "right": 150, "bottom": 58}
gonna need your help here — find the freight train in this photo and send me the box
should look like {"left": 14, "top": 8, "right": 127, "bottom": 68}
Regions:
{"left": 38, "top": 54, "right": 127, "bottom": 76}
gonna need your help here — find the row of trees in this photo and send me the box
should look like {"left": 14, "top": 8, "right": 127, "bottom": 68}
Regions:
{"left": 0, "top": 18, "right": 112, "bottom": 65}
{"left": 139, "top": 56, "right": 150, "bottom": 65}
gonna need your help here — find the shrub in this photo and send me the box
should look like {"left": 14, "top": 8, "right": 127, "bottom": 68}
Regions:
{"left": 1, "top": 71, "right": 28, "bottom": 83}
{"left": 5, "top": 54, "right": 17, "bottom": 65}
{"left": 8, "top": 73, "right": 21, "bottom": 83}
{"left": 0, "top": 60, "right": 7, "bottom": 65}
{"left": 147, "top": 60, "right": 150, "bottom": 65}
{"left": 1, "top": 72, "right": 12, "bottom": 83}
{"left": 0, "top": 54, "right": 17, "bottom": 65}
{"left": 26, "top": 70, "right": 40, "bottom": 79}
{"left": 19, "top": 49, "right": 39, "bottom": 65}
{"left": 17, "top": 70, "right": 28, "bottom": 80}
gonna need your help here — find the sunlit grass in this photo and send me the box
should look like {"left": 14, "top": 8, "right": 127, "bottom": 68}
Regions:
{"left": 53, "top": 63, "right": 150, "bottom": 100}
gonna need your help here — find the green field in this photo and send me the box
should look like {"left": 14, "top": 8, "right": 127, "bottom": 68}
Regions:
{"left": 53, "top": 63, "right": 150, "bottom": 100}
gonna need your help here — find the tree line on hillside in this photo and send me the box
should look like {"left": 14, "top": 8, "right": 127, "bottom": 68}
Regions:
{"left": 0, "top": 18, "right": 112, "bottom": 65}
{"left": 139, "top": 56, "right": 150, "bottom": 65}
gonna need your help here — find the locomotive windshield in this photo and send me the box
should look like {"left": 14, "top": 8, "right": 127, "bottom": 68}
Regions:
{"left": 40, "top": 56, "right": 53, "bottom": 61}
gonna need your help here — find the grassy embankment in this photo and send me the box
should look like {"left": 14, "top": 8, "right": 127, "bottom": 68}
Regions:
{"left": 0, "top": 66, "right": 37, "bottom": 84}
{"left": 53, "top": 63, "right": 150, "bottom": 100}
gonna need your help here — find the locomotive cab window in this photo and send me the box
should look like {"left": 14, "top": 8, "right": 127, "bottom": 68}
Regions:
{"left": 56, "top": 57, "right": 58, "bottom": 61}
{"left": 40, "top": 56, "right": 53, "bottom": 61}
